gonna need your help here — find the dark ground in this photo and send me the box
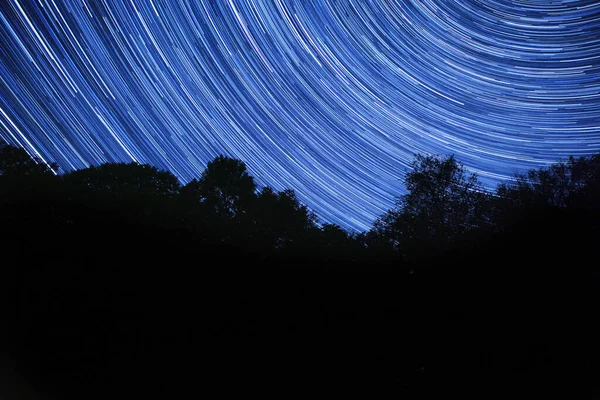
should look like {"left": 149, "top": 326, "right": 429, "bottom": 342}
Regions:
{"left": 2, "top": 231, "right": 583, "bottom": 399}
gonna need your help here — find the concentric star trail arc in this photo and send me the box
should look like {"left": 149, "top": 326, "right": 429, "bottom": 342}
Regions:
{"left": 1, "top": 0, "right": 599, "bottom": 231}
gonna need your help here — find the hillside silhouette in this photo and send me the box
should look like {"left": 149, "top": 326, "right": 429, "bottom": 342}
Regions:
{"left": 0, "top": 143, "right": 596, "bottom": 398}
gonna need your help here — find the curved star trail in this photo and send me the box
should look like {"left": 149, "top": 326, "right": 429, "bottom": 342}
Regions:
{"left": 1, "top": 1, "right": 599, "bottom": 231}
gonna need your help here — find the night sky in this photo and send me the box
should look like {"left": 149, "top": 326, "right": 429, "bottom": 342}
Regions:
{"left": 1, "top": 1, "right": 598, "bottom": 231}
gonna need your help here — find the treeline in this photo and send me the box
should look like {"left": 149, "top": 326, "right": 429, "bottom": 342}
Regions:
{"left": 0, "top": 146, "right": 356, "bottom": 267}
{"left": 1, "top": 143, "right": 598, "bottom": 266}
{"left": 0, "top": 143, "right": 597, "bottom": 398}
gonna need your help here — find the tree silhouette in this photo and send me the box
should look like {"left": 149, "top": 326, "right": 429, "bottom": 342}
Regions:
{"left": 0, "top": 142, "right": 593, "bottom": 398}
{"left": 319, "top": 223, "right": 350, "bottom": 248}
{"left": 371, "top": 154, "right": 490, "bottom": 259}
{"left": 180, "top": 155, "right": 256, "bottom": 219}
{"left": 0, "top": 144, "right": 61, "bottom": 246}
{"left": 0, "top": 144, "right": 59, "bottom": 206}
{"left": 61, "top": 162, "right": 183, "bottom": 237}
{"left": 63, "top": 162, "right": 180, "bottom": 198}
{"left": 497, "top": 154, "right": 600, "bottom": 213}
{"left": 313, "top": 223, "right": 359, "bottom": 262}
{"left": 0, "top": 144, "right": 57, "bottom": 177}
{"left": 250, "top": 187, "right": 317, "bottom": 252}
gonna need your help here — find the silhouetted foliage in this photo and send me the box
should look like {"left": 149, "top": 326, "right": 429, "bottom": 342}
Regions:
{"left": 0, "top": 143, "right": 57, "bottom": 177}
{"left": 180, "top": 155, "right": 256, "bottom": 218}
{"left": 59, "top": 162, "right": 183, "bottom": 237}
{"left": 497, "top": 153, "right": 600, "bottom": 215}
{"left": 319, "top": 223, "right": 351, "bottom": 249}
{"left": 0, "top": 145, "right": 62, "bottom": 257}
{"left": 0, "top": 143, "right": 59, "bottom": 210}
{"left": 370, "top": 154, "right": 491, "bottom": 259}
{"left": 250, "top": 187, "right": 318, "bottom": 253}
{"left": 0, "top": 143, "right": 593, "bottom": 398}
{"left": 63, "top": 162, "right": 180, "bottom": 198}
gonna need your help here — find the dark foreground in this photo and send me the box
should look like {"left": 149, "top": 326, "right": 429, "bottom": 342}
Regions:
{"left": 1, "top": 216, "right": 588, "bottom": 400}
{"left": 0, "top": 145, "right": 594, "bottom": 398}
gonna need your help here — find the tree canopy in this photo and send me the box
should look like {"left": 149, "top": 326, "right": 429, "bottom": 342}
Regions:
{"left": 497, "top": 154, "right": 600, "bottom": 213}
{"left": 63, "top": 162, "right": 181, "bottom": 198}
{"left": 0, "top": 144, "right": 56, "bottom": 177}
{"left": 0, "top": 143, "right": 597, "bottom": 264}
{"left": 180, "top": 155, "right": 256, "bottom": 219}
{"left": 370, "top": 154, "right": 490, "bottom": 259}
{"left": 1, "top": 143, "right": 595, "bottom": 398}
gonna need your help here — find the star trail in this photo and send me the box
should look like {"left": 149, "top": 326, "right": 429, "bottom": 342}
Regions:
{"left": 1, "top": 1, "right": 599, "bottom": 231}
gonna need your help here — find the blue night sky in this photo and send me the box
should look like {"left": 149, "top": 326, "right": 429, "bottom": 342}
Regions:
{"left": 1, "top": 1, "right": 598, "bottom": 231}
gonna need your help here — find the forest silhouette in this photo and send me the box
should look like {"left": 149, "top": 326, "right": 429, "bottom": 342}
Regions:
{"left": 0, "top": 143, "right": 596, "bottom": 398}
